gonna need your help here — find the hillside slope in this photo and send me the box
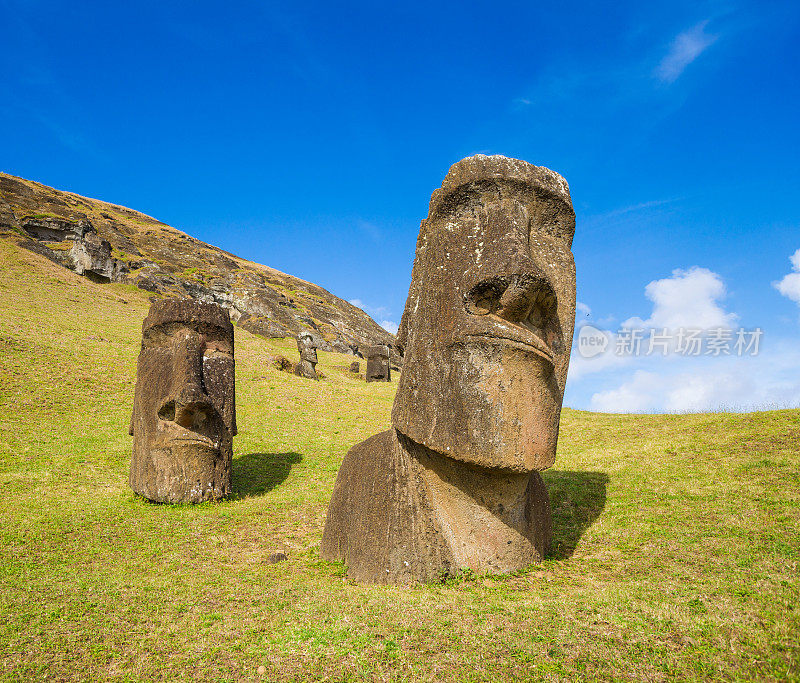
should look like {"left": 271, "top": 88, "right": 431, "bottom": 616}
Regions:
{"left": 0, "top": 172, "right": 395, "bottom": 355}
{"left": 1, "top": 238, "right": 798, "bottom": 680}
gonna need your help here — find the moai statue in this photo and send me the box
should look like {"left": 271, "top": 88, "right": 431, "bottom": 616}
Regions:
{"left": 349, "top": 361, "right": 360, "bottom": 373}
{"left": 295, "top": 331, "right": 319, "bottom": 380}
{"left": 129, "top": 299, "right": 236, "bottom": 503}
{"left": 365, "top": 345, "right": 390, "bottom": 382}
{"left": 322, "top": 155, "right": 576, "bottom": 583}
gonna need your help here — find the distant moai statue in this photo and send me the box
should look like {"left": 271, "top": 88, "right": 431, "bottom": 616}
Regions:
{"left": 129, "top": 299, "right": 236, "bottom": 503}
{"left": 322, "top": 155, "right": 577, "bottom": 583}
{"left": 295, "top": 331, "right": 319, "bottom": 380}
{"left": 365, "top": 345, "right": 390, "bottom": 382}
{"left": 349, "top": 361, "right": 360, "bottom": 373}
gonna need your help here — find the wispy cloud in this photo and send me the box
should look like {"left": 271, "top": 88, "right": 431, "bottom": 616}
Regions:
{"left": 655, "top": 21, "right": 718, "bottom": 84}
{"left": 350, "top": 298, "right": 399, "bottom": 336}
{"left": 773, "top": 247, "right": 800, "bottom": 309}
{"left": 349, "top": 298, "right": 386, "bottom": 317}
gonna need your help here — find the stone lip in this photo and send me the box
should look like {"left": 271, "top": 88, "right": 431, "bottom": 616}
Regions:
{"left": 0, "top": 172, "right": 397, "bottom": 357}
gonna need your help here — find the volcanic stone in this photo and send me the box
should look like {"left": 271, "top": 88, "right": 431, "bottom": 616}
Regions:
{"left": 129, "top": 298, "right": 236, "bottom": 503}
{"left": 365, "top": 345, "right": 390, "bottom": 382}
{"left": 295, "top": 331, "right": 319, "bottom": 380}
{"left": 321, "top": 155, "right": 577, "bottom": 582}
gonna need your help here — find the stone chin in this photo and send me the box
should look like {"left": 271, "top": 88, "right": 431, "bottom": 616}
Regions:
{"left": 148, "top": 440, "right": 229, "bottom": 503}
{"left": 392, "top": 337, "right": 561, "bottom": 472}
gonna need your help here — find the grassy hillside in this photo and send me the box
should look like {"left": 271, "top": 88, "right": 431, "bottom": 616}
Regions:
{"left": 0, "top": 238, "right": 798, "bottom": 681}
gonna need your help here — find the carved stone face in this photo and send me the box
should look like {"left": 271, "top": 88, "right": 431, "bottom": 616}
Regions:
{"left": 366, "top": 344, "right": 391, "bottom": 382}
{"left": 129, "top": 299, "right": 236, "bottom": 503}
{"left": 297, "top": 333, "right": 318, "bottom": 364}
{"left": 392, "top": 155, "right": 576, "bottom": 472}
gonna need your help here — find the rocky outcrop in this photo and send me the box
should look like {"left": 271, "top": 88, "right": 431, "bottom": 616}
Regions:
{"left": 0, "top": 172, "right": 397, "bottom": 354}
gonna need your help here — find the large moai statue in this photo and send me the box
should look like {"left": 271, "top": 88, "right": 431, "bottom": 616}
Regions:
{"left": 129, "top": 299, "right": 236, "bottom": 503}
{"left": 295, "top": 331, "right": 319, "bottom": 380}
{"left": 365, "top": 345, "right": 390, "bottom": 382}
{"left": 321, "top": 155, "right": 576, "bottom": 583}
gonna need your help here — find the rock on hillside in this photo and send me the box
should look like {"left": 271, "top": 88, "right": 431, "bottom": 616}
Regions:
{"left": 0, "top": 172, "right": 396, "bottom": 356}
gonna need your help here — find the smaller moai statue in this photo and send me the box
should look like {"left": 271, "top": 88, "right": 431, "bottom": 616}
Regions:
{"left": 295, "top": 332, "right": 319, "bottom": 380}
{"left": 349, "top": 361, "right": 360, "bottom": 373}
{"left": 366, "top": 345, "right": 390, "bottom": 382}
{"left": 129, "top": 298, "right": 236, "bottom": 504}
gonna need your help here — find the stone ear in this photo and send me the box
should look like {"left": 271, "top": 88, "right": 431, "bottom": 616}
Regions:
{"left": 128, "top": 412, "right": 134, "bottom": 436}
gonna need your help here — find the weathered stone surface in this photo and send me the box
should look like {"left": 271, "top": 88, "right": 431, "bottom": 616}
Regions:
{"left": 69, "top": 221, "right": 128, "bottom": 283}
{"left": 365, "top": 345, "right": 390, "bottom": 382}
{"left": 322, "top": 155, "right": 576, "bottom": 583}
{"left": 129, "top": 298, "right": 236, "bottom": 503}
{"left": 295, "top": 331, "right": 319, "bottom": 380}
{"left": 0, "top": 172, "right": 396, "bottom": 353}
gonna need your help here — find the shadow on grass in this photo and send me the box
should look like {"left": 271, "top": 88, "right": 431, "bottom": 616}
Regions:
{"left": 542, "top": 470, "right": 609, "bottom": 560}
{"left": 231, "top": 451, "right": 302, "bottom": 499}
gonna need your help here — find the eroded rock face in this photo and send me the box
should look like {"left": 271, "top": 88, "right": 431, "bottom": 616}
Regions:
{"left": 69, "top": 222, "right": 128, "bottom": 283}
{"left": 322, "top": 155, "right": 576, "bottom": 583}
{"left": 295, "top": 331, "right": 319, "bottom": 380}
{"left": 129, "top": 299, "right": 236, "bottom": 503}
{"left": 365, "top": 345, "right": 390, "bottom": 382}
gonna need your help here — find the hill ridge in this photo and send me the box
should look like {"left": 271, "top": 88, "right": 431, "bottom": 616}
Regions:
{"left": 0, "top": 171, "right": 396, "bottom": 356}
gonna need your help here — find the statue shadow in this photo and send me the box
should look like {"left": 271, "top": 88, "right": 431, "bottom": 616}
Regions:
{"left": 542, "top": 470, "right": 609, "bottom": 560}
{"left": 231, "top": 451, "right": 302, "bottom": 499}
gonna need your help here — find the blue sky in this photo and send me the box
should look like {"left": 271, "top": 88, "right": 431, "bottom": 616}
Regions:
{"left": 2, "top": 0, "right": 799, "bottom": 411}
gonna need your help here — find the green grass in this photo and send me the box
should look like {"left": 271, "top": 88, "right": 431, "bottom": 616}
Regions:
{"left": 0, "top": 239, "right": 798, "bottom": 681}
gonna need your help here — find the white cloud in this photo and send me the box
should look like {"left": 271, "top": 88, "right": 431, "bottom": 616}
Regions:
{"left": 349, "top": 298, "right": 389, "bottom": 318}
{"left": 623, "top": 266, "right": 737, "bottom": 330}
{"left": 773, "top": 248, "right": 800, "bottom": 306}
{"left": 350, "top": 299, "right": 397, "bottom": 334}
{"left": 576, "top": 301, "right": 592, "bottom": 317}
{"left": 655, "top": 21, "right": 718, "bottom": 83}
{"left": 380, "top": 320, "right": 399, "bottom": 335}
{"left": 565, "top": 265, "right": 800, "bottom": 413}
{"left": 587, "top": 344, "right": 800, "bottom": 413}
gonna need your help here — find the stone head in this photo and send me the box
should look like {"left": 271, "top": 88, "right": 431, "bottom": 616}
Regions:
{"left": 366, "top": 344, "right": 391, "bottom": 382}
{"left": 297, "top": 332, "right": 318, "bottom": 364}
{"left": 392, "top": 155, "right": 576, "bottom": 472}
{"left": 129, "top": 298, "right": 236, "bottom": 502}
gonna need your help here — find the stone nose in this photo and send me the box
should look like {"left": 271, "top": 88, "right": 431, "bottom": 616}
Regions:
{"left": 465, "top": 271, "right": 551, "bottom": 324}
{"left": 173, "top": 383, "right": 213, "bottom": 429}
{"left": 157, "top": 333, "right": 214, "bottom": 428}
